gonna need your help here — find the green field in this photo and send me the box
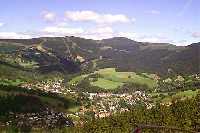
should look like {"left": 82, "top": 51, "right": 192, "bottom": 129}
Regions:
{"left": 69, "top": 68, "right": 157, "bottom": 90}
{"left": 175, "top": 90, "right": 198, "bottom": 97}
{"left": 91, "top": 78, "right": 124, "bottom": 90}
{"left": 68, "top": 74, "right": 88, "bottom": 84}
{"left": 151, "top": 90, "right": 199, "bottom": 103}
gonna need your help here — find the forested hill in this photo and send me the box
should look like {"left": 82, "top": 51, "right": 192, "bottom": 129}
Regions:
{"left": 0, "top": 36, "right": 199, "bottom": 76}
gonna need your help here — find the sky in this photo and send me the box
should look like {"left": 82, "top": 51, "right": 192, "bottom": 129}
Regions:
{"left": 0, "top": 0, "right": 200, "bottom": 45}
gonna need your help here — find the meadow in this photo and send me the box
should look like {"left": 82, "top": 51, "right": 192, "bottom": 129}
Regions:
{"left": 69, "top": 68, "right": 157, "bottom": 90}
{"left": 151, "top": 89, "right": 199, "bottom": 104}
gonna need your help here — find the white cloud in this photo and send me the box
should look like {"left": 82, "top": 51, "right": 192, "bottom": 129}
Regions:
{"left": 0, "top": 30, "right": 190, "bottom": 46}
{"left": 139, "top": 37, "right": 171, "bottom": 43}
{"left": 42, "top": 11, "right": 56, "bottom": 22}
{"left": 146, "top": 10, "right": 160, "bottom": 15}
{"left": 0, "top": 32, "right": 32, "bottom": 39}
{"left": 118, "top": 32, "right": 175, "bottom": 44}
{"left": 0, "top": 22, "right": 4, "bottom": 27}
{"left": 41, "top": 24, "right": 115, "bottom": 40}
{"left": 172, "top": 40, "right": 189, "bottom": 46}
{"left": 42, "top": 26, "right": 84, "bottom": 36}
{"left": 192, "top": 32, "right": 200, "bottom": 38}
{"left": 136, "top": 35, "right": 170, "bottom": 43}
{"left": 83, "top": 26, "right": 114, "bottom": 39}
{"left": 118, "top": 32, "right": 137, "bottom": 39}
{"left": 65, "top": 10, "right": 133, "bottom": 24}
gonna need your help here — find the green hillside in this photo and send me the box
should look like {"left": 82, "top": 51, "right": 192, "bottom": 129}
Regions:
{"left": 69, "top": 68, "right": 157, "bottom": 90}
{"left": 0, "top": 37, "right": 199, "bottom": 76}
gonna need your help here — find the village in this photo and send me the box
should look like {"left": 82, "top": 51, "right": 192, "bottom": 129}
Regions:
{"left": 5, "top": 108, "right": 74, "bottom": 129}
{"left": 14, "top": 73, "right": 200, "bottom": 128}
{"left": 20, "top": 78, "right": 153, "bottom": 120}
{"left": 78, "top": 91, "right": 152, "bottom": 118}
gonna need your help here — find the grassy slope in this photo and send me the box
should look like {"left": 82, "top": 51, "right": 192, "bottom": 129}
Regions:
{"left": 162, "top": 90, "right": 198, "bottom": 103}
{"left": 91, "top": 78, "right": 124, "bottom": 90}
{"left": 151, "top": 90, "right": 199, "bottom": 104}
{"left": 0, "top": 84, "right": 80, "bottom": 113}
{"left": 95, "top": 68, "right": 157, "bottom": 89}
{"left": 68, "top": 74, "right": 88, "bottom": 84}
{"left": 69, "top": 68, "right": 157, "bottom": 90}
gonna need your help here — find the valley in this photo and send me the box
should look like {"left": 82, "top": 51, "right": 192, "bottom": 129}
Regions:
{"left": 1, "top": 0, "right": 200, "bottom": 132}
{"left": 0, "top": 36, "right": 199, "bottom": 132}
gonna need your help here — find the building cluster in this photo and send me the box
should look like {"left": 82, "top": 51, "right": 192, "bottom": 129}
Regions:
{"left": 20, "top": 80, "right": 154, "bottom": 120}
{"left": 21, "top": 79, "right": 65, "bottom": 94}
{"left": 6, "top": 108, "right": 74, "bottom": 128}
{"left": 79, "top": 91, "right": 152, "bottom": 118}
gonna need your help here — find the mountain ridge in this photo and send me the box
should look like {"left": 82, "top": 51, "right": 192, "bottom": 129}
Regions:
{"left": 0, "top": 36, "right": 196, "bottom": 46}
{"left": 0, "top": 36, "right": 199, "bottom": 76}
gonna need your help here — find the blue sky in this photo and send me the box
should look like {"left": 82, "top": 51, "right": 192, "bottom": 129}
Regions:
{"left": 0, "top": 0, "right": 200, "bottom": 45}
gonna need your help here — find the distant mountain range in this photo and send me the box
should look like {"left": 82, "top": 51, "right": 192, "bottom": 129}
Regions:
{"left": 0, "top": 36, "right": 199, "bottom": 76}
